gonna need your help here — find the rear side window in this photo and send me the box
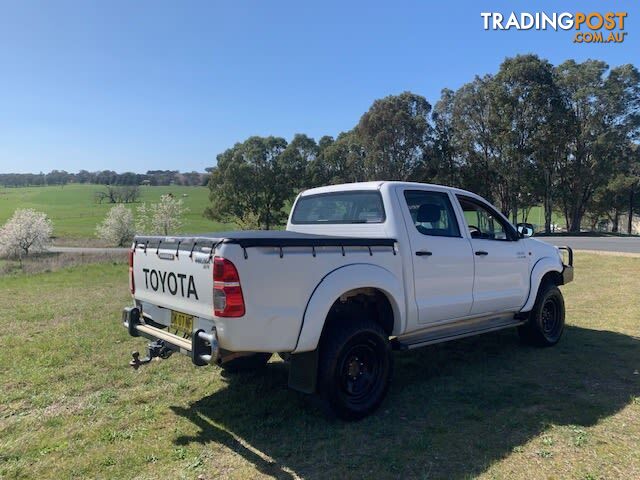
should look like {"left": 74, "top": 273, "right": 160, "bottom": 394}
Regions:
{"left": 291, "top": 191, "right": 385, "bottom": 224}
{"left": 403, "top": 190, "right": 461, "bottom": 237}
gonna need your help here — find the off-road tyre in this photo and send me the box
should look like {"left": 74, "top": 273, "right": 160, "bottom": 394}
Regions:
{"left": 317, "top": 315, "right": 392, "bottom": 420}
{"left": 518, "top": 282, "right": 565, "bottom": 347}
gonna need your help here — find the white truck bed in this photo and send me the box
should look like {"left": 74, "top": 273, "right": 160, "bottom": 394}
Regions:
{"left": 130, "top": 231, "right": 399, "bottom": 354}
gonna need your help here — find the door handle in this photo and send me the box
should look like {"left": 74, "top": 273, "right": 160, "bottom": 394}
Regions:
{"left": 475, "top": 250, "right": 489, "bottom": 256}
{"left": 415, "top": 250, "right": 433, "bottom": 256}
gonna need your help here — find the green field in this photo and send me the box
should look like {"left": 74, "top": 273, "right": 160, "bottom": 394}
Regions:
{"left": 1, "top": 253, "right": 639, "bottom": 479}
{"left": 0, "top": 184, "right": 232, "bottom": 241}
{"left": 0, "top": 185, "right": 569, "bottom": 244}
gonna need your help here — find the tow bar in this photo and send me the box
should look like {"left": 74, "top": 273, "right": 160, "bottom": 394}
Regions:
{"left": 129, "top": 340, "right": 173, "bottom": 370}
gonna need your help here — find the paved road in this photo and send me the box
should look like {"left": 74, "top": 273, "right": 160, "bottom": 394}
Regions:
{"left": 50, "top": 246, "right": 128, "bottom": 254}
{"left": 538, "top": 236, "right": 640, "bottom": 254}
{"left": 49, "top": 236, "right": 640, "bottom": 255}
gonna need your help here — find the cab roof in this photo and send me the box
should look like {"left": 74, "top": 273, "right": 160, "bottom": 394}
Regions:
{"left": 299, "top": 181, "right": 482, "bottom": 200}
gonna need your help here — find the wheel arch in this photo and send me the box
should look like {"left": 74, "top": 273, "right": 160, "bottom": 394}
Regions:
{"left": 520, "top": 256, "right": 564, "bottom": 313}
{"left": 293, "top": 263, "right": 405, "bottom": 353}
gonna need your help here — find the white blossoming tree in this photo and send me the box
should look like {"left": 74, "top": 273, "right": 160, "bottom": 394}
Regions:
{"left": 136, "top": 194, "right": 188, "bottom": 235}
{"left": 96, "top": 204, "right": 136, "bottom": 247}
{"left": 0, "top": 208, "right": 53, "bottom": 261}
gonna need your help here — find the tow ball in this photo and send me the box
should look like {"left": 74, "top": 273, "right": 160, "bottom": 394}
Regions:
{"left": 129, "top": 340, "right": 173, "bottom": 370}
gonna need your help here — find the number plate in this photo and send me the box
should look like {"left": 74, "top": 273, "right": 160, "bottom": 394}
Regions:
{"left": 170, "top": 310, "right": 194, "bottom": 336}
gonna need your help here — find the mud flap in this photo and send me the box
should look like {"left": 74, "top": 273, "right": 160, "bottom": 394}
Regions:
{"left": 288, "top": 349, "right": 319, "bottom": 394}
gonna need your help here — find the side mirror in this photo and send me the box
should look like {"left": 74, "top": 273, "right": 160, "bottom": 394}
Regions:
{"left": 517, "top": 223, "right": 535, "bottom": 238}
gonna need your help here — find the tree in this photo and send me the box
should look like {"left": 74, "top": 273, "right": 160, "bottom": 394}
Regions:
{"left": 430, "top": 88, "right": 462, "bottom": 186}
{"left": 306, "top": 135, "right": 336, "bottom": 187}
{"left": 95, "top": 170, "right": 118, "bottom": 185}
{"left": 589, "top": 143, "right": 640, "bottom": 233}
{"left": 0, "top": 209, "right": 52, "bottom": 261}
{"left": 95, "top": 185, "right": 140, "bottom": 204}
{"left": 356, "top": 91, "right": 433, "bottom": 181}
{"left": 96, "top": 205, "right": 135, "bottom": 247}
{"left": 205, "top": 136, "right": 295, "bottom": 230}
{"left": 120, "top": 185, "right": 141, "bottom": 203}
{"left": 307, "top": 131, "right": 367, "bottom": 185}
{"left": 280, "top": 134, "right": 318, "bottom": 190}
{"left": 493, "top": 54, "right": 567, "bottom": 225}
{"left": 450, "top": 75, "right": 502, "bottom": 203}
{"left": 554, "top": 61, "right": 640, "bottom": 232}
{"left": 627, "top": 145, "right": 640, "bottom": 234}
{"left": 45, "top": 170, "right": 70, "bottom": 186}
{"left": 136, "top": 194, "right": 188, "bottom": 235}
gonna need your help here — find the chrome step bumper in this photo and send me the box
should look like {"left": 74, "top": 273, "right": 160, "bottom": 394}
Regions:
{"left": 122, "top": 307, "right": 218, "bottom": 366}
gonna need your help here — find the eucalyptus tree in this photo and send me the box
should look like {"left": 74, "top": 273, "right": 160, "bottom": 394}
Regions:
{"left": 449, "top": 75, "right": 502, "bottom": 204}
{"left": 306, "top": 135, "right": 336, "bottom": 187}
{"left": 281, "top": 133, "right": 319, "bottom": 190}
{"left": 493, "top": 54, "right": 568, "bottom": 227}
{"left": 206, "top": 136, "right": 291, "bottom": 230}
{"left": 356, "top": 91, "right": 433, "bottom": 181}
{"left": 315, "top": 130, "right": 367, "bottom": 184}
{"left": 590, "top": 143, "right": 640, "bottom": 233}
{"left": 431, "top": 88, "right": 462, "bottom": 186}
{"left": 554, "top": 60, "right": 639, "bottom": 232}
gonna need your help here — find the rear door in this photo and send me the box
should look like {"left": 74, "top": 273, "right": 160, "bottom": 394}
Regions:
{"left": 455, "top": 195, "right": 530, "bottom": 315}
{"left": 397, "top": 188, "right": 474, "bottom": 324}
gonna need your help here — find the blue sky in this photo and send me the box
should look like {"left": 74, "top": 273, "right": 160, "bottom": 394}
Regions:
{"left": 0, "top": 0, "right": 638, "bottom": 174}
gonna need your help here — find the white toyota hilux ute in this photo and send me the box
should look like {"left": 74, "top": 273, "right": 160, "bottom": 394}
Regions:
{"left": 123, "top": 181, "right": 573, "bottom": 419}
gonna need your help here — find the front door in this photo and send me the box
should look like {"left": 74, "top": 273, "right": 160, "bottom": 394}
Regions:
{"left": 456, "top": 195, "right": 531, "bottom": 315}
{"left": 399, "top": 188, "right": 475, "bottom": 324}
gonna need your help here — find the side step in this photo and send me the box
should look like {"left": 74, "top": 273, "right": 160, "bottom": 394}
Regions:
{"left": 392, "top": 314, "right": 525, "bottom": 351}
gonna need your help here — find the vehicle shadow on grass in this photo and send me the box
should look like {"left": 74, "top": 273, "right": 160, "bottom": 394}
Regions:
{"left": 171, "top": 326, "right": 640, "bottom": 479}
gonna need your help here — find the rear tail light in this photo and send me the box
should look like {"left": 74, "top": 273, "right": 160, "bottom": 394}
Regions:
{"left": 213, "top": 256, "right": 245, "bottom": 317}
{"left": 128, "top": 249, "right": 135, "bottom": 295}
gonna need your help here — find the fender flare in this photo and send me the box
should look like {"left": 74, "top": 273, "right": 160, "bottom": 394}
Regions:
{"left": 520, "top": 256, "right": 563, "bottom": 312}
{"left": 292, "top": 263, "right": 405, "bottom": 353}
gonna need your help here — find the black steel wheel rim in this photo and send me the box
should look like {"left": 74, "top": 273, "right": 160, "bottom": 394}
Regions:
{"left": 541, "top": 297, "right": 561, "bottom": 337}
{"left": 338, "top": 339, "right": 382, "bottom": 406}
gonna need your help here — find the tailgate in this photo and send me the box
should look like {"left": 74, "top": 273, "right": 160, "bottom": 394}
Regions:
{"left": 132, "top": 241, "right": 214, "bottom": 319}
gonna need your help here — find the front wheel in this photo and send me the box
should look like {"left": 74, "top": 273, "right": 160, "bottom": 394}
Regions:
{"left": 519, "top": 282, "right": 565, "bottom": 346}
{"left": 317, "top": 316, "right": 392, "bottom": 420}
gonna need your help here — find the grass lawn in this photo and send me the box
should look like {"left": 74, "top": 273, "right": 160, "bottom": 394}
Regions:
{"left": 1, "top": 253, "right": 639, "bottom": 479}
{"left": 0, "top": 184, "right": 233, "bottom": 242}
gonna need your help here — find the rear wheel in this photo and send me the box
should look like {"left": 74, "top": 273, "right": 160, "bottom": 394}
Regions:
{"left": 317, "top": 315, "right": 392, "bottom": 420}
{"left": 219, "top": 352, "right": 272, "bottom": 373}
{"left": 519, "top": 282, "right": 565, "bottom": 346}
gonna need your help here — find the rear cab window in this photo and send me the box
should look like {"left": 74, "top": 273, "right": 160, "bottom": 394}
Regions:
{"left": 291, "top": 191, "right": 385, "bottom": 224}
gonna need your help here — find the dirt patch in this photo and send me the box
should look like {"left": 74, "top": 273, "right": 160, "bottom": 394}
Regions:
{"left": 41, "top": 396, "right": 87, "bottom": 419}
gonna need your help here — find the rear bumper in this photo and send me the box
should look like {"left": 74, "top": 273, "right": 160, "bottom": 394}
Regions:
{"left": 122, "top": 307, "right": 218, "bottom": 366}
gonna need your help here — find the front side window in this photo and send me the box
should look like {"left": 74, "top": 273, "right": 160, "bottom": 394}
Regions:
{"left": 291, "top": 191, "right": 385, "bottom": 224}
{"left": 457, "top": 197, "right": 512, "bottom": 241}
{"left": 403, "top": 190, "right": 461, "bottom": 237}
